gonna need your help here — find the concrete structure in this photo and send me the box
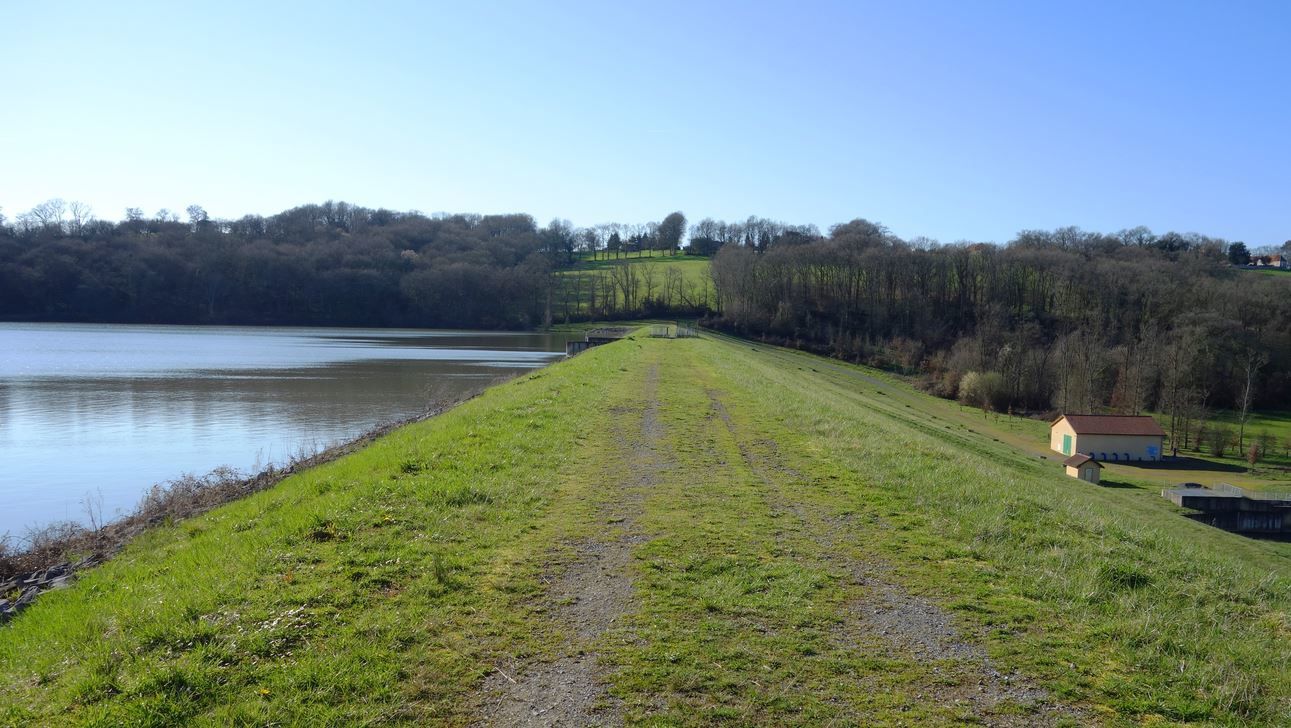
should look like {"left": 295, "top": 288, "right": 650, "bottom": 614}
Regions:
{"left": 1163, "top": 483, "right": 1291, "bottom": 536}
{"left": 1063, "top": 453, "right": 1102, "bottom": 483}
{"left": 1050, "top": 414, "right": 1166, "bottom": 462}
{"left": 565, "top": 340, "right": 592, "bottom": 356}
{"left": 565, "top": 327, "right": 633, "bottom": 356}
{"left": 585, "top": 327, "right": 632, "bottom": 345}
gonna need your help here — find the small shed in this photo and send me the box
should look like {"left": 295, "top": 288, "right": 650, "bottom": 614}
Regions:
{"left": 1063, "top": 453, "right": 1102, "bottom": 483}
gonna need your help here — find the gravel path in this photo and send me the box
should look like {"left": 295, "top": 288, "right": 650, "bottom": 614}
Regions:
{"left": 477, "top": 365, "right": 664, "bottom": 726}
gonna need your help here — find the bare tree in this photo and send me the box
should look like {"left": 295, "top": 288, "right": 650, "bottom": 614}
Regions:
{"left": 68, "top": 201, "right": 94, "bottom": 234}
{"left": 1052, "top": 327, "right": 1107, "bottom": 413}
{"left": 664, "top": 267, "right": 684, "bottom": 308}
{"left": 1236, "top": 344, "right": 1268, "bottom": 451}
{"left": 1110, "top": 323, "right": 1159, "bottom": 415}
{"left": 641, "top": 263, "right": 660, "bottom": 304}
{"left": 608, "top": 261, "right": 640, "bottom": 311}
{"left": 26, "top": 198, "right": 67, "bottom": 230}
{"left": 187, "top": 204, "right": 209, "bottom": 230}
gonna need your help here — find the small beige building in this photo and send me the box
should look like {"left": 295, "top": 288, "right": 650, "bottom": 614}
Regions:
{"left": 1050, "top": 414, "right": 1166, "bottom": 462}
{"left": 1064, "top": 453, "right": 1102, "bottom": 483}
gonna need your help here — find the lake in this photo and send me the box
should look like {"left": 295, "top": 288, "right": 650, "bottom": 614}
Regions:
{"left": 0, "top": 323, "right": 573, "bottom": 540}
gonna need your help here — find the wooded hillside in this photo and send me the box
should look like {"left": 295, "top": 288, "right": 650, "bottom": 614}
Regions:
{"left": 709, "top": 220, "right": 1291, "bottom": 440}
{"left": 0, "top": 201, "right": 701, "bottom": 329}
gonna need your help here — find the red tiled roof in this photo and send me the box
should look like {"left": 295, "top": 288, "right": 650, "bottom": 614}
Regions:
{"left": 1063, "top": 453, "right": 1100, "bottom": 468}
{"left": 1055, "top": 414, "right": 1166, "bottom": 437}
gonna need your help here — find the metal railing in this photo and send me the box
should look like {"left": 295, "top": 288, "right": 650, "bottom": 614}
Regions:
{"left": 1212, "top": 482, "right": 1291, "bottom": 502}
{"left": 646, "top": 322, "right": 701, "bottom": 339}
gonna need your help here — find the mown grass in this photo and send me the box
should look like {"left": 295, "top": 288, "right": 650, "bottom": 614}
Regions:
{"left": 553, "top": 253, "right": 713, "bottom": 317}
{"left": 1164, "top": 408, "right": 1291, "bottom": 489}
{"left": 570, "top": 249, "right": 708, "bottom": 267}
{"left": 1248, "top": 268, "right": 1291, "bottom": 279}
{"left": 1, "top": 333, "right": 1288, "bottom": 725}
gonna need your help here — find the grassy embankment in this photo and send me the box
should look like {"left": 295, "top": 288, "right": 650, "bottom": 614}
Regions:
{"left": 2, "top": 332, "right": 1289, "bottom": 725}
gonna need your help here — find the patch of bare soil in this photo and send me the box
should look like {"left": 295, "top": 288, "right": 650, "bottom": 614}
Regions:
{"left": 836, "top": 574, "right": 1066, "bottom": 725}
{"left": 705, "top": 388, "right": 1087, "bottom": 726}
{"left": 480, "top": 653, "right": 617, "bottom": 727}
{"left": 477, "top": 365, "right": 664, "bottom": 727}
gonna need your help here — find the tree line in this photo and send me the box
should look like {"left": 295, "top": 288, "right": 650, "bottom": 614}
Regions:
{"left": 708, "top": 220, "right": 1291, "bottom": 449}
{"left": 0, "top": 200, "right": 701, "bottom": 329}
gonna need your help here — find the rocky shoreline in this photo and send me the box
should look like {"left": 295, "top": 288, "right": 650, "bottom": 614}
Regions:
{"left": 0, "top": 557, "right": 98, "bottom": 624}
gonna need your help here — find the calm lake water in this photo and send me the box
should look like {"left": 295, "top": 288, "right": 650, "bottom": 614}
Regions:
{"left": 0, "top": 323, "right": 573, "bottom": 539}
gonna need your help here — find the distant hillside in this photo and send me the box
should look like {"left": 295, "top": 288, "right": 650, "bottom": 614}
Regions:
{"left": 0, "top": 203, "right": 710, "bottom": 329}
{"left": 708, "top": 222, "right": 1291, "bottom": 420}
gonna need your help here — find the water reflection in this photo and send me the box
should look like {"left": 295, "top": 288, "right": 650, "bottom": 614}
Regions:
{"left": 0, "top": 324, "right": 572, "bottom": 537}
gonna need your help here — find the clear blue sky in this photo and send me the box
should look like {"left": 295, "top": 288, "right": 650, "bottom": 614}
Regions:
{"left": 2, "top": 1, "right": 1288, "bottom": 244}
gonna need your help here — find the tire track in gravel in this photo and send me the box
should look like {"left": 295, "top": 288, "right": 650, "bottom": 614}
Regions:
{"left": 704, "top": 387, "right": 1088, "bottom": 727}
{"left": 476, "top": 364, "right": 665, "bottom": 727}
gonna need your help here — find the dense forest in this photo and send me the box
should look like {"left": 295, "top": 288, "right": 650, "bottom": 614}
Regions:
{"left": 0, "top": 201, "right": 697, "bottom": 329}
{"left": 4, "top": 198, "right": 1291, "bottom": 445}
{"left": 708, "top": 220, "right": 1291, "bottom": 450}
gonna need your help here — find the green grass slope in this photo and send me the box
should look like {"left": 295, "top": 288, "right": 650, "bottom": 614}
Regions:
{"left": 1, "top": 334, "right": 1288, "bottom": 725}
{"left": 553, "top": 253, "right": 713, "bottom": 317}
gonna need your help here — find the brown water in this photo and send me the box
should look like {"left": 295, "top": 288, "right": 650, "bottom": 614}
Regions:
{"left": 0, "top": 323, "right": 573, "bottom": 539}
